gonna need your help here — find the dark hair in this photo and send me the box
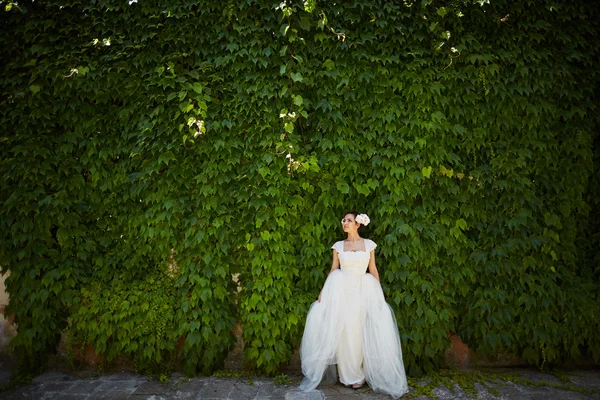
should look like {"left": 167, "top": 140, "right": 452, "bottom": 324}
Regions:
{"left": 344, "top": 211, "right": 359, "bottom": 219}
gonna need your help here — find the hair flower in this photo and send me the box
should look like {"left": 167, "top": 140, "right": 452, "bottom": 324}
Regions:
{"left": 355, "top": 214, "right": 370, "bottom": 226}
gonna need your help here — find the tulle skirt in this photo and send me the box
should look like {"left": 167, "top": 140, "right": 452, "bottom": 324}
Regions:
{"left": 299, "top": 269, "right": 408, "bottom": 398}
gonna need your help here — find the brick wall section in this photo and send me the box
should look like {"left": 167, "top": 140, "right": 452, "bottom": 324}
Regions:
{"left": 1, "top": 270, "right": 17, "bottom": 353}
{"left": 0, "top": 271, "right": 8, "bottom": 311}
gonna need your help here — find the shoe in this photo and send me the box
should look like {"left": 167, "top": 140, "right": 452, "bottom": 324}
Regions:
{"left": 352, "top": 383, "right": 364, "bottom": 389}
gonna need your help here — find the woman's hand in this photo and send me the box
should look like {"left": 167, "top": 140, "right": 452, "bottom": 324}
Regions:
{"left": 318, "top": 291, "right": 322, "bottom": 302}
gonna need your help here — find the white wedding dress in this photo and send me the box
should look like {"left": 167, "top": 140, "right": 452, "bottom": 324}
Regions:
{"left": 299, "top": 239, "right": 408, "bottom": 398}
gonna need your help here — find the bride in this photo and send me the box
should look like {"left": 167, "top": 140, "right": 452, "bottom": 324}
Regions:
{"left": 298, "top": 212, "right": 408, "bottom": 398}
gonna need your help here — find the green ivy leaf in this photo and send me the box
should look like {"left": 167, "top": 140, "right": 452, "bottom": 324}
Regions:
{"left": 299, "top": 17, "right": 311, "bottom": 31}
{"left": 290, "top": 72, "right": 303, "bottom": 82}
{"left": 422, "top": 166, "right": 433, "bottom": 178}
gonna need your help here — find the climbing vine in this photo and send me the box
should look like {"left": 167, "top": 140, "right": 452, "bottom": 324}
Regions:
{"left": 67, "top": 272, "right": 178, "bottom": 374}
{"left": 0, "top": 0, "right": 598, "bottom": 378}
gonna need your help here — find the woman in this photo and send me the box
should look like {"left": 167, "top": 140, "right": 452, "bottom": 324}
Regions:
{"left": 299, "top": 212, "right": 408, "bottom": 398}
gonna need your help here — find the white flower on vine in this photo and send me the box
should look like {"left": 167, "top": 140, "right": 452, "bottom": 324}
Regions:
{"left": 279, "top": 112, "right": 296, "bottom": 119}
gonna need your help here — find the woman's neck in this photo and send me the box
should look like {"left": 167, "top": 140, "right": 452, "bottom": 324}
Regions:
{"left": 346, "top": 232, "right": 361, "bottom": 241}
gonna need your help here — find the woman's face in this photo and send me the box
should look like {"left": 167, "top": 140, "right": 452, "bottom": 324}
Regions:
{"left": 341, "top": 214, "right": 359, "bottom": 233}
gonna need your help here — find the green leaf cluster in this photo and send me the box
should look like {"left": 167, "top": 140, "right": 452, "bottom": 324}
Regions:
{"left": 67, "top": 273, "right": 178, "bottom": 373}
{"left": 0, "top": 0, "right": 599, "bottom": 378}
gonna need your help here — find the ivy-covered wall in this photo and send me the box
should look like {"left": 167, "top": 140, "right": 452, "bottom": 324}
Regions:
{"left": 1, "top": 0, "right": 599, "bottom": 376}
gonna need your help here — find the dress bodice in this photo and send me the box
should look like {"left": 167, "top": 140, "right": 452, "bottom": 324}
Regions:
{"left": 331, "top": 239, "right": 377, "bottom": 276}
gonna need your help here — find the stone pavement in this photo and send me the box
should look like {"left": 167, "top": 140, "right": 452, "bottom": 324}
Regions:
{"left": 0, "top": 363, "right": 599, "bottom": 400}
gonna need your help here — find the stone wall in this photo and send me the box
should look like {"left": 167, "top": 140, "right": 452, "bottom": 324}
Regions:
{"left": 1, "top": 271, "right": 16, "bottom": 354}
{"left": 0, "top": 271, "right": 8, "bottom": 310}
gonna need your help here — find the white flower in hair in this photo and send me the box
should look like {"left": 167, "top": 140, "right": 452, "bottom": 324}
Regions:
{"left": 355, "top": 214, "right": 370, "bottom": 226}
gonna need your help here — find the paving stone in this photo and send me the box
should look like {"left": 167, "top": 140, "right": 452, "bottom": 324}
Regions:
{"left": 2, "top": 387, "right": 46, "bottom": 400}
{"left": 357, "top": 392, "right": 395, "bottom": 400}
{"left": 431, "top": 385, "right": 458, "bottom": 399}
{"left": 89, "top": 392, "right": 133, "bottom": 400}
{"left": 168, "top": 390, "right": 200, "bottom": 400}
{"left": 283, "top": 389, "right": 324, "bottom": 400}
{"left": 228, "top": 381, "right": 260, "bottom": 400}
{"left": 96, "top": 379, "right": 144, "bottom": 393}
{"left": 555, "top": 390, "right": 597, "bottom": 400}
{"left": 66, "top": 380, "right": 104, "bottom": 394}
{"left": 512, "top": 385, "right": 556, "bottom": 400}
{"left": 98, "top": 372, "right": 147, "bottom": 382}
{"left": 92, "top": 380, "right": 146, "bottom": 400}
{"left": 197, "top": 379, "right": 235, "bottom": 398}
{"left": 525, "top": 388, "right": 596, "bottom": 400}
{"left": 256, "top": 381, "right": 294, "bottom": 398}
{"left": 318, "top": 385, "right": 340, "bottom": 396}
{"left": 40, "top": 381, "right": 77, "bottom": 392}
{"left": 169, "top": 379, "right": 205, "bottom": 399}
{"left": 470, "top": 382, "right": 504, "bottom": 400}
{"left": 176, "top": 378, "right": 207, "bottom": 389}
{"left": 48, "top": 394, "right": 92, "bottom": 400}
{"left": 570, "top": 374, "right": 600, "bottom": 390}
{"left": 133, "top": 380, "right": 171, "bottom": 395}
{"left": 323, "top": 394, "right": 361, "bottom": 400}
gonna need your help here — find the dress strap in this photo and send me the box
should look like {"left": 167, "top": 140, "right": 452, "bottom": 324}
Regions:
{"left": 365, "top": 239, "right": 377, "bottom": 253}
{"left": 331, "top": 241, "right": 342, "bottom": 253}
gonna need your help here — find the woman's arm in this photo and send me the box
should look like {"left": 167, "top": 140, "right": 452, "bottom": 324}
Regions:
{"left": 329, "top": 249, "right": 340, "bottom": 273}
{"left": 367, "top": 250, "right": 380, "bottom": 282}
{"left": 318, "top": 249, "right": 340, "bottom": 302}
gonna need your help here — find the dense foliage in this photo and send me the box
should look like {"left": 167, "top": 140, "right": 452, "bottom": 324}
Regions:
{"left": 67, "top": 272, "right": 179, "bottom": 373}
{"left": 1, "top": 0, "right": 599, "bottom": 377}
